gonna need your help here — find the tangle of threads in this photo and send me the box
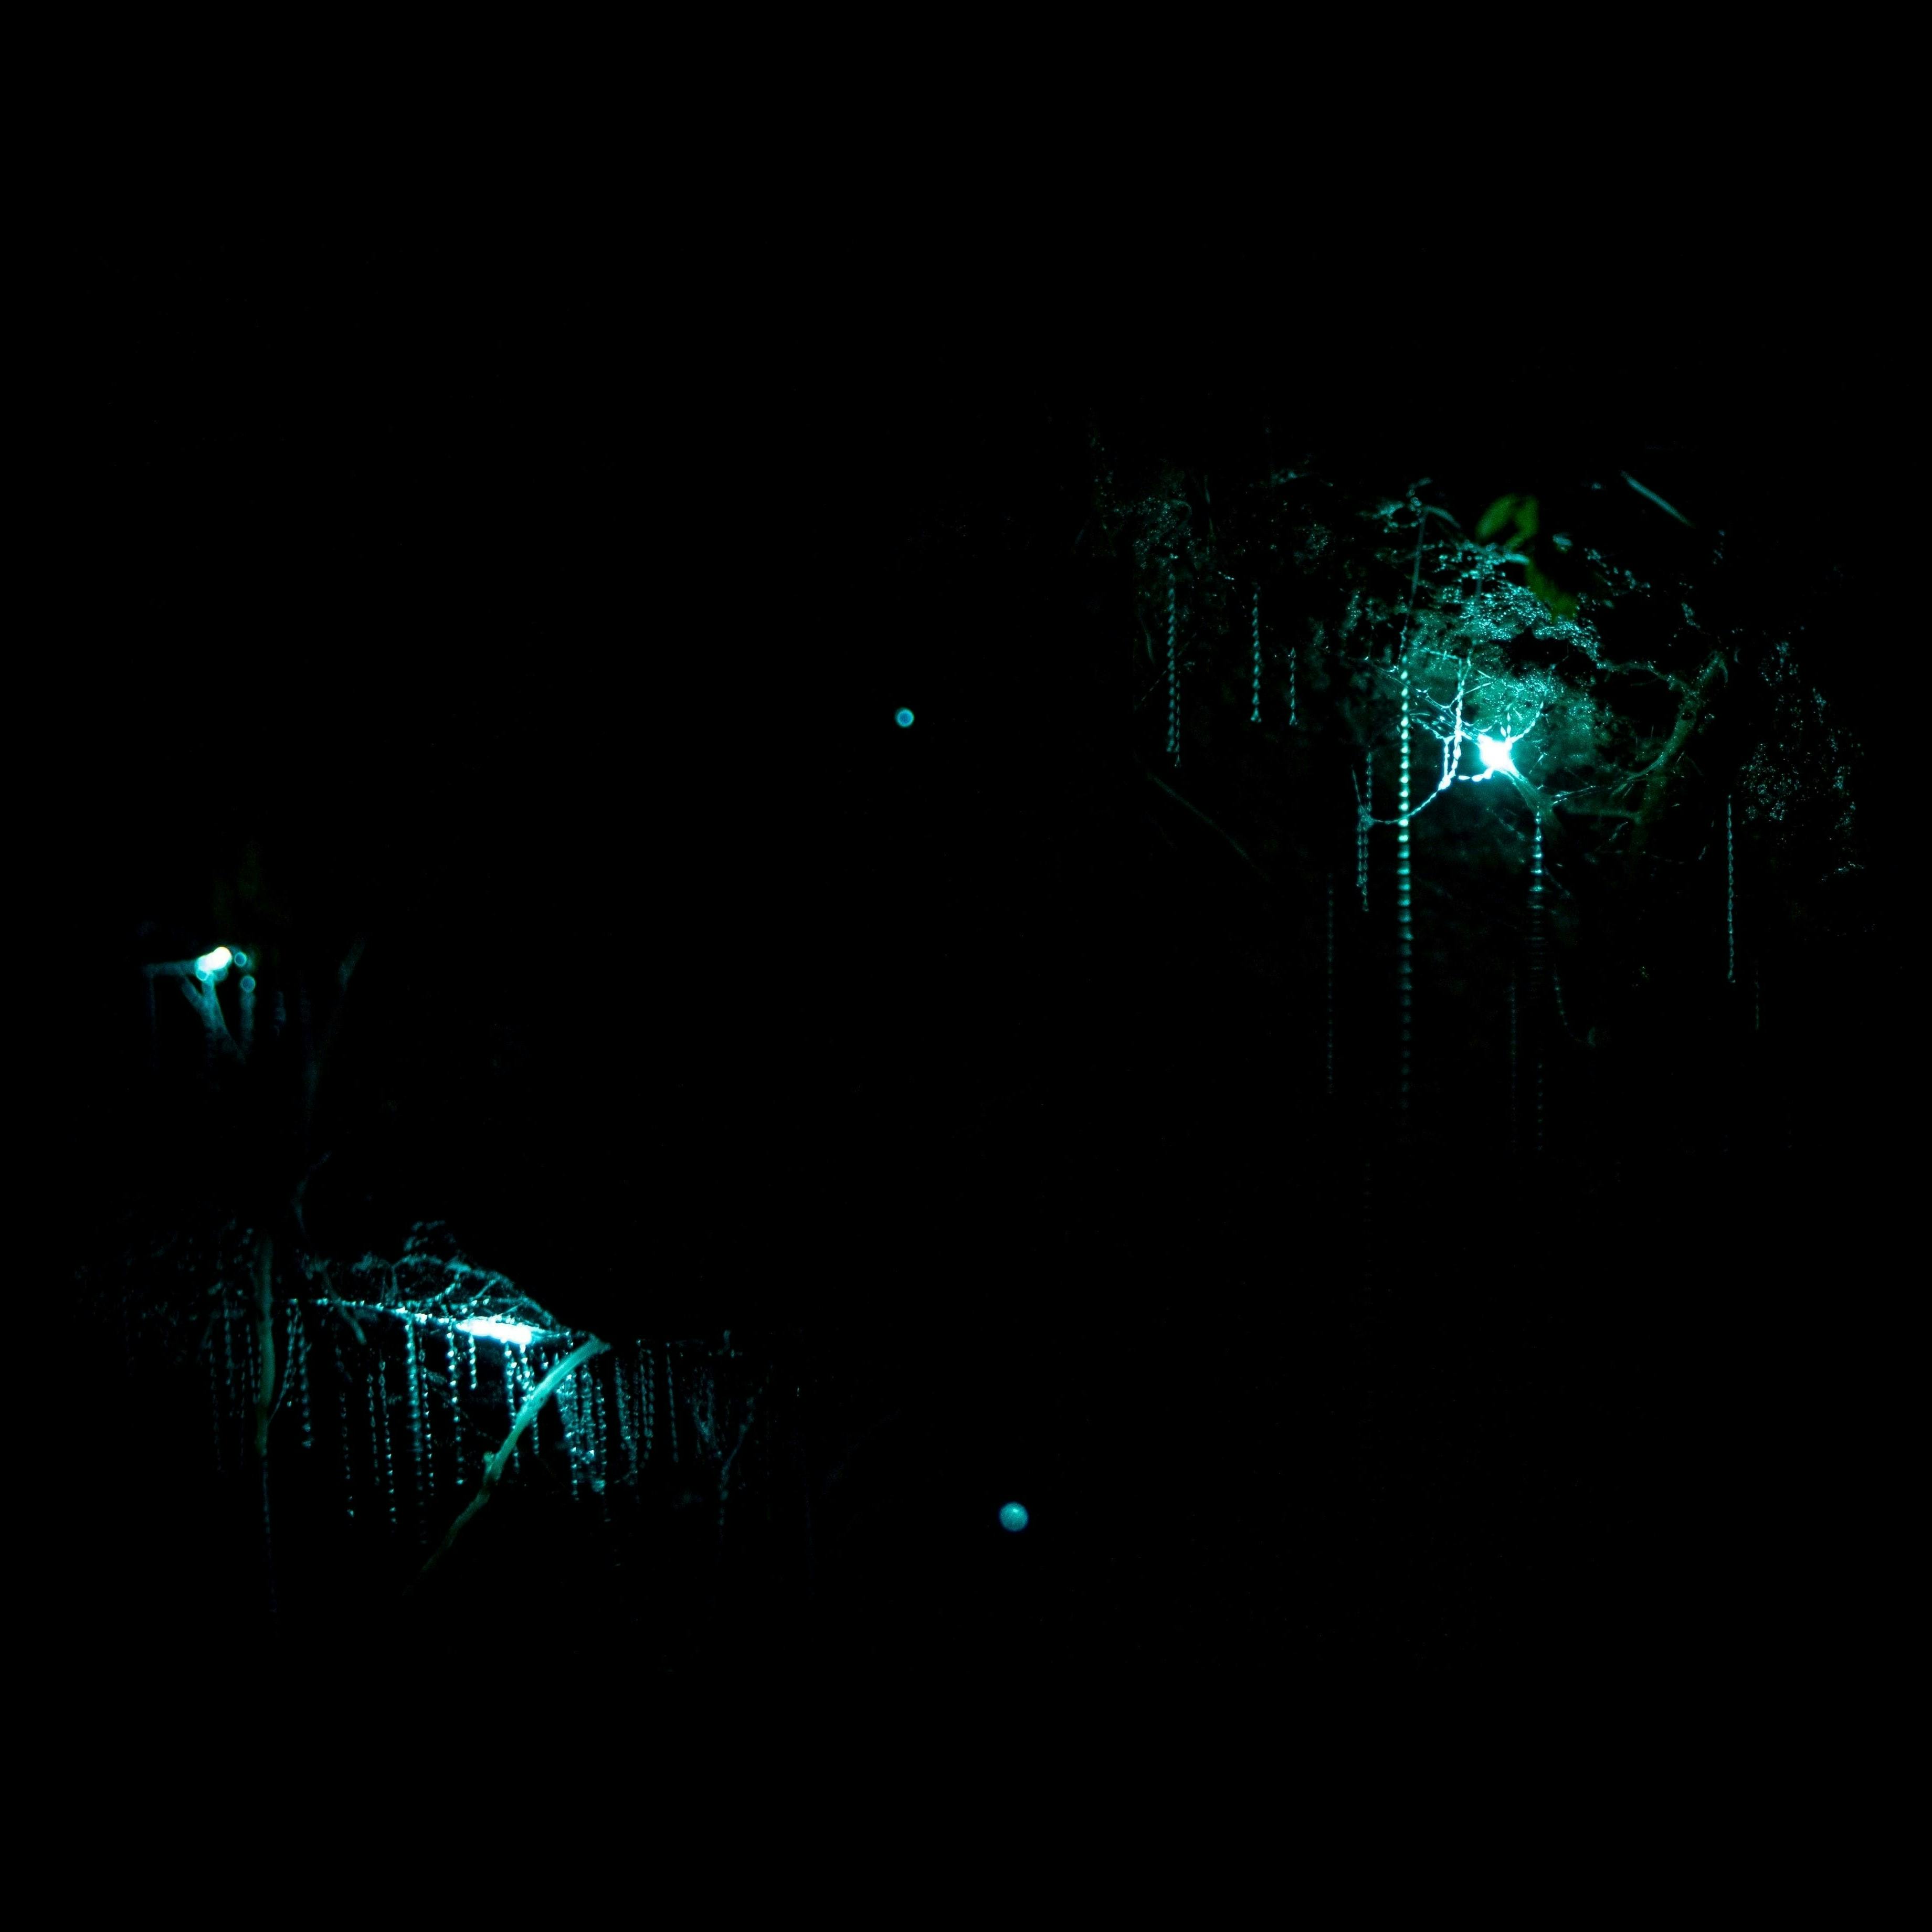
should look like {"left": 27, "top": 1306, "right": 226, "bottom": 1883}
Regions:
{"left": 379, "top": 1357, "right": 396, "bottom": 1533}
{"left": 1530, "top": 816, "right": 1545, "bottom": 1156}
{"left": 1554, "top": 970, "right": 1580, "bottom": 1045}
{"left": 1356, "top": 752, "right": 1373, "bottom": 913}
{"left": 291, "top": 1299, "right": 312, "bottom": 1451}
{"left": 1396, "top": 652, "right": 1412, "bottom": 1120}
{"left": 221, "top": 1290, "right": 237, "bottom": 1469}
{"left": 1250, "top": 589, "right": 1261, "bottom": 724}
{"left": 1165, "top": 563, "right": 1179, "bottom": 765}
{"left": 447, "top": 1328, "right": 466, "bottom": 1472}
{"left": 406, "top": 1322, "right": 426, "bottom": 1524}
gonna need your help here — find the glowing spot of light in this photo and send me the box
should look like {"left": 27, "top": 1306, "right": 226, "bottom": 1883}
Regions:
{"left": 998, "top": 1501, "right": 1029, "bottom": 1533}
{"left": 456, "top": 1316, "right": 537, "bottom": 1347}
{"left": 194, "top": 945, "right": 233, "bottom": 980}
{"left": 894, "top": 707, "right": 915, "bottom": 728}
{"left": 1477, "top": 734, "right": 1517, "bottom": 778}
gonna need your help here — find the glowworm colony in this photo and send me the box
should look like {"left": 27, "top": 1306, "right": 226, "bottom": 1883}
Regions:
{"left": 83, "top": 1214, "right": 769, "bottom": 1617}
{"left": 1099, "top": 449, "right": 1861, "bottom": 1163}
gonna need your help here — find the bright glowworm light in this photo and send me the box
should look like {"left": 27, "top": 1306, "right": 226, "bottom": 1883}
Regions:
{"left": 194, "top": 945, "right": 233, "bottom": 980}
{"left": 894, "top": 707, "right": 915, "bottom": 728}
{"left": 1476, "top": 734, "right": 1517, "bottom": 778}
{"left": 455, "top": 1315, "right": 537, "bottom": 1347}
{"left": 998, "top": 1501, "right": 1029, "bottom": 1533}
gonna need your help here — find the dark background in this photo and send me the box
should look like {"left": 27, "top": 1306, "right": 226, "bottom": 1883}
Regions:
{"left": 45, "top": 202, "right": 1910, "bottom": 1728}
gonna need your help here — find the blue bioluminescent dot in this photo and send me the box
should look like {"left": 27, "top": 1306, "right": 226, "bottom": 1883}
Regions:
{"left": 456, "top": 1315, "right": 539, "bottom": 1347}
{"left": 239, "top": 974, "right": 256, "bottom": 993}
{"left": 998, "top": 1501, "right": 1029, "bottom": 1533}
{"left": 894, "top": 707, "right": 915, "bottom": 728}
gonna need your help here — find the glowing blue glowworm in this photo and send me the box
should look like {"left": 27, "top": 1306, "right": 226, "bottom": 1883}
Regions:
{"left": 1475, "top": 733, "right": 1519, "bottom": 778}
{"left": 456, "top": 1315, "right": 540, "bottom": 1348}
{"left": 894, "top": 707, "right": 915, "bottom": 728}
{"left": 998, "top": 1501, "right": 1029, "bottom": 1533}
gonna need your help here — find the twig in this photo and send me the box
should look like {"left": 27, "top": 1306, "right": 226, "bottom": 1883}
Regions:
{"left": 301, "top": 1254, "right": 366, "bottom": 1346}
{"left": 1630, "top": 651, "right": 1728, "bottom": 840}
{"left": 410, "top": 1335, "right": 611, "bottom": 1590}
{"left": 1138, "top": 761, "right": 1275, "bottom": 886}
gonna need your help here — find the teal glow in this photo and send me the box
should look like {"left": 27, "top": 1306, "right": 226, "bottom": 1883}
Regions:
{"left": 1621, "top": 470, "right": 1695, "bottom": 529}
{"left": 194, "top": 945, "right": 233, "bottom": 981}
{"left": 456, "top": 1315, "right": 536, "bottom": 1347}
{"left": 895, "top": 707, "right": 915, "bottom": 728}
{"left": 998, "top": 1501, "right": 1029, "bottom": 1533}
{"left": 1476, "top": 734, "right": 1517, "bottom": 778}
{"left": 240, "top": 974, "right": 256, "bottom": 993}
{"left": 231, "top": 949, "right": 249, "bottom": 968}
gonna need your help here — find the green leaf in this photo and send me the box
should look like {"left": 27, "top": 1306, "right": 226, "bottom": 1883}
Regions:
{"left": 1525, "top": 559, "right": 1579, "bottom": 618}
{"left": 1476, "top": 494, "right": 1539, "bottom": 543}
